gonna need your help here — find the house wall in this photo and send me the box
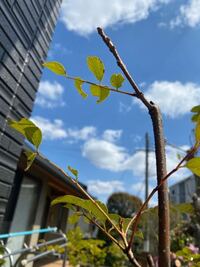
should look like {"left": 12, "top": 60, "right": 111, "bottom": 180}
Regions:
{"left": 169, "top": 176, "right": 197, "bottom": 204}
{"left": 0, "top": 0, "right": 62, "bottom": 229}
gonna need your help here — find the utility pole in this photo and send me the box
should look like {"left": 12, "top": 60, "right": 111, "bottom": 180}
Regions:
{"left": 144, "top": 132, "right": 150, "bottom": 251}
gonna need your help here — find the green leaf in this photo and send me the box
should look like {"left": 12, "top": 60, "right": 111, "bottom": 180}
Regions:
{"left": 191, "top": 105, "right": 200, "bottom": 113}
{"left": 108, "top": 214, "right": 132, "bottom": 232}
{"left": 68, "top": 166, "right": 78, "bottom": 179}
{"left": 51, "top": 195, "right": 108, "bottom": 223}
{"left": 110, "top": 74, "right": 125, "bottom": 89}
{"left": 192, "top": 113, "right": 200, "bottom": 122}
{"left": 43, "top": 61, "right": 66, "bottom": 76}
{"left": 87, "top": 56, "right": 104, "bottom": 81}
{"left": 68, "top": 213, "right": 80, "bottom": 224}
{"left": 90, "top": 85, "right": 110, "bottom": 103}
{"left": 173, "top": 203, "right": 194, "bottom": 214}
{"left": 8, "top": 118, "right": 42, "bottom": 149}
{"left": 185, "top": 157, "right": 200, "bottom": 176}
{"left": 74, "top": 77, "right": 88, "bottom": 99}
{"left": 135, "top": 230, "right": 144, "bottom": 239}
{"left": 195, "top": 117, "right": 200, "bottom": 143}
{"left": 24, "top": 151, "right": 37, "bottom": 171}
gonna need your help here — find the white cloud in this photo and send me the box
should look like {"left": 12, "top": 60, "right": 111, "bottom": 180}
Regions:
{"left": 82, "top": 137, "right": 190, "bottom": 182}
{"left": 31, "top": 116, "right": 67, "bottom": 140}
{"left": 170, "top": 0, "right": 200, "bottom": 28}
{"left": 36, "top": 81, "right": 65, "bottom": 108}
{"left": 136, "top": 81, "right": 200, "bottom": 118}
{"left": 60, "top": 0, "right": 171, "bottom": 36}
{"left": 102, "top": 129, "right": 122, "bottom": 143}
{"left": 67, "top": 126, "right": 96, "bottom": 141}
{"left": 87, "top": 180, "right": 124, "bottom": 195}
{"left": 31, "top": 116, "right": 96, "bottom": 141}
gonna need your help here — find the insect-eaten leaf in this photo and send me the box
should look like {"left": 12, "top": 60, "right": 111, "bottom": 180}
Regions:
{"left": 74, "top": 77, "right": 88, "bottom": 99}
{"left": 8, "top": 118, "right": 42, "bottom": 149}
{"left": 68, "top": 166, "right": 78, "bottom": 180}
{"left": 43, "top": 61, "right": 67, "bottom": 76}
{"left": 24, "top": 150, "right": 37, "bottom": 171}
{"left": 52, "top": 195, "right": 108, "bottom": 223}
{"left": 185, "top": 157, "right": 200, "bottom": 176}
{"left": 90, "top": 85, "right": 110, "bottom": 103}
{"left": 110, "top": 73, "right": 125, "bottom": 89}
{"left": 68, "top": 213, "right": 80, "bottom": 224}
{"left": 87, "top": 56, "right": 104, "bottom": 82}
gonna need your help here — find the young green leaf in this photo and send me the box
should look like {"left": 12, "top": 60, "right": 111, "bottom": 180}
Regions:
{"left": 68, "top": 166, "right": 78, "bottom": 179}
{"left": 110, "top": 74, "right": 125, "bottom": 89}
{"left": 8, "top": 118, "right": 42, "bottom": 149}
{"left": 195, "top": 117, "right": 200, "bottom": 143}
{"left": 68, "top": 213, "right": 81, "bottom": 224}
{"left": 24, "top": 151, "right": 37, "bottom": 171}
{"left": 185, "top": 157, "right": 200, "bottom": 176}
{"left": 191, "top": 105, "right": 200, "bottom": 113}
{"left": 90, "top": 85, "right": 110, "bottom": 103}
{"left": 87, "top": 56, "right": 104, "bottom": 81}
{"left": 191, "top": 113, "right": 200, "bottom": 122}
{"left": 43, "top": 61, "right": 67, "bottom": 76}
{"left": 51, "top": 195, "right": 108, "bottom": 223}
{"left": 74, "top": 77, "right": 88, "bottom": 99}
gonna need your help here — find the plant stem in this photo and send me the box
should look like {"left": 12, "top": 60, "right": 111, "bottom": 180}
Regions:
{"left": 97, "top": 27, "right": 170, "bottom": 266}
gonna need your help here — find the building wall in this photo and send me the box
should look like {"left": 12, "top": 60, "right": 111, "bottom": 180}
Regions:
{"left": 170, "top": 175, "right": 197, "bottom": 204}
{"left": 0, "top": 0, "right": 62, "bottom": 229}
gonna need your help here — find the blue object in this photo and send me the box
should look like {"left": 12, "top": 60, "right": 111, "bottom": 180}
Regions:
{"left": 0, "top": 227, "right": 57, "bottom": 239}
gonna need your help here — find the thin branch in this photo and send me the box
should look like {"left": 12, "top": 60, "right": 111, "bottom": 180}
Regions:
{"left": 97, "top": 27, "right": 152, "bottom": 110}
{"left": 127, "top": 144, "right": 198, "bottom": 250}
{"left": 66, "top": 75, "right": 136, "bottom": 97}
{"left": 38, "top": 153, "right": 123, "bottom": 237}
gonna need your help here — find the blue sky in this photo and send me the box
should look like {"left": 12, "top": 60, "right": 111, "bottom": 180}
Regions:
{"left": 32, "top": 0, "right": 200, "bottom": 205}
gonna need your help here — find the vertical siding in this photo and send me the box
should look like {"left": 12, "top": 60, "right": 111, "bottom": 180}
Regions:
{"left": 0, "top": 0, "right": 62, "bottom": 228}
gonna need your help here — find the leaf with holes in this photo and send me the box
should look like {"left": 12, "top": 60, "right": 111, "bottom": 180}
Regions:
{"left": 51, "top": 195, "right": 108, "bottom": 223}
{"left": 74, "top": 77, "right": 88, "bottom": 99}
{"left": 87, "top": 56, "right": 104, "bottom": 81}
{"left": 24, "top": 151, "right": 37, "bottom": 171}
{"left": 43, "top": 61, "right": 66, "bottom": 76}
{"left": 8, "top": 118, "right": 42, "bottom": 149}
{"left": 185, "top": 157, "right": 200, "bottom": 176}
{"left": 110, "top": 74, "right": 125, "bottom": 89}
{"left": 90, "top": 85, "right": 110, "bottom": 103}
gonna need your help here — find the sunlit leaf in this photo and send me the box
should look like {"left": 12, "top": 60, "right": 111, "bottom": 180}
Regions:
{"left": 110, "top": 74, "right": 125, "bottom": 89}
{"left": 43, "top": 61, "right": 66, "bottom": 76}
{"left": 90, "top": 85, "right": 110, "bottom": 103}
{"left": 173, "top": 203, "right": 194, "bottom": 214}
{"left": 8, "top": 118, "right": 42, "bottom": 149}
{"left": 108, "top": 214, "right": 132, "bottom": 232}
{"left": 192, "top": 113, "right": 200, "bottom": 122}
{"left": 87, "top": 56, "right": 104, "bottom": 81}
{"left": 24, "top": 150, "right": 37, "bottom": 171}
{"left": 191, "top": 105, "right": 200, "bottom": 113}
{"left": 185, "top": 157, "right": 200, "bottom": 176}
{"left": 195, "top": 117, "right": 200, "bottom": 143}
{"left": 68, "top": 213, "right": 80, "bottom": 224}
{"left": 74, "top": 77, "right": 88, "bottom": 99}
{"left": 68, "top": 166, "right": 78, "bottom": 179}
{"left": 51, "top": 195, "right": 108, "bottom": 223}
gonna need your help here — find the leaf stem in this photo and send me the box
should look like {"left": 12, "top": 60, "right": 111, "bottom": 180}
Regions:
{"left": 65, "top": 75, "right": 136, "bottom": 97}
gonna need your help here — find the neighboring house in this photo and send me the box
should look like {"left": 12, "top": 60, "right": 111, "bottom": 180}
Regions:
{"left": 0, "top": 0, "right": 62, "bottom": 231}
{"left": 169, "top": 175, "right": 200, "bottom": 204}
{"left": 6, "top": 145, "right": 91, "bottom": 258}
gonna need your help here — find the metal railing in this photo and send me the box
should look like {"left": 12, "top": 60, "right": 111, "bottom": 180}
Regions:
{"left": 0, "top": 227, "right": 67, "bottom": 267}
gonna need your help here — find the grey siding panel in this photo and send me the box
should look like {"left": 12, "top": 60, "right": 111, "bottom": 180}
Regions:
{"left": 0, "top": 0, "right": 62, "bottom": 225}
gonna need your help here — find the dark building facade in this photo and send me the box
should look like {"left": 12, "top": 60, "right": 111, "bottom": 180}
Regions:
{"left": 0, "top": 0, "right": 62, "bottom": 231}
